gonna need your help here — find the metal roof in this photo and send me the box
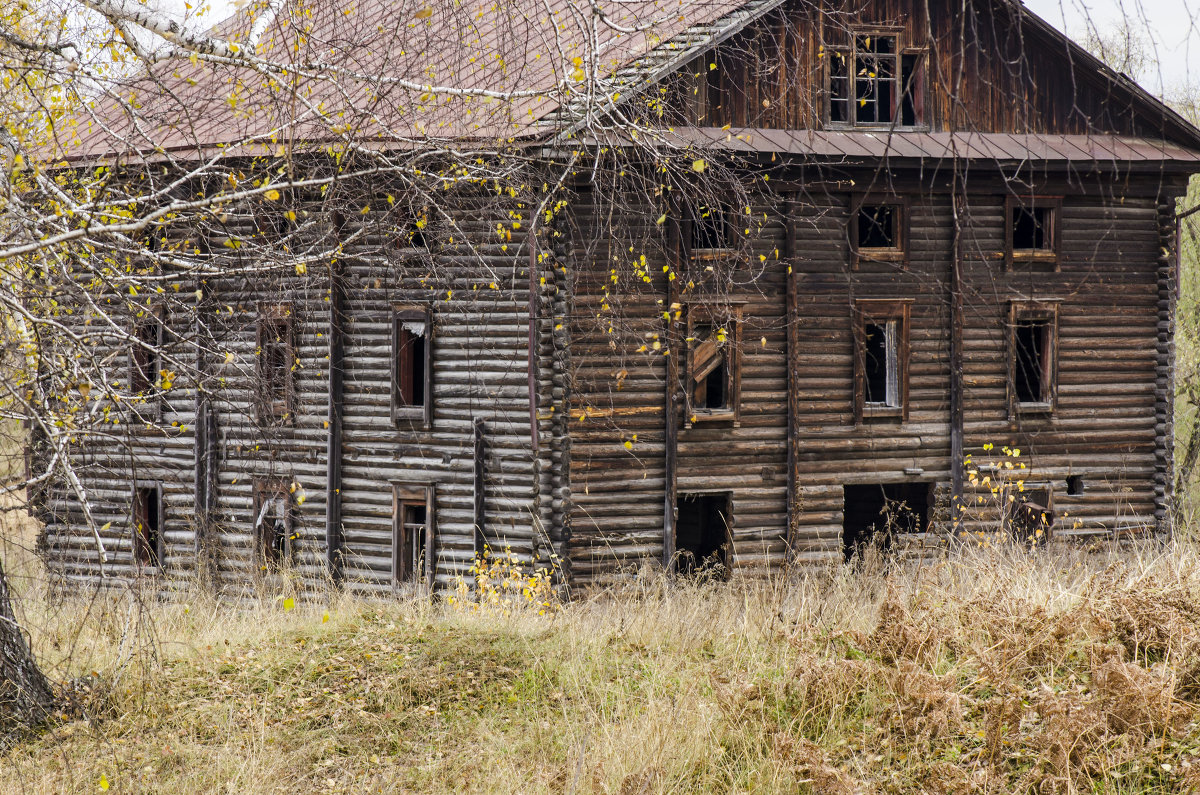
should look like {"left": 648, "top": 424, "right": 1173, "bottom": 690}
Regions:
{"left": 647, "top": 128, "right": 1200, "bottom": 163}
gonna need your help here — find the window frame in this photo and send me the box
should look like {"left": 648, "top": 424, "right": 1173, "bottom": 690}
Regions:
{"left": 850, "top": 194, "right": 909, "bottom": 268}
{"left": 824, "top": 28, "right": 928, "bottom": 130}
{"left": 1007, "top": 301, "right": 1059, "bottom": 417}
{"left": 390, "top": 303, "right": 434, "bottom": 428}
{"left": 684, "top": 303, "right": 743, "bottom": 425}
{"left": 853, "top": 299, "right": 912, "bottom": 422}
{"left": 132, "top": 481, "right": 164, "bottom": 570}
{"left": 253, "top": 479, "right": 296, "bottom": 571}
{"left": 256, "top": 302, "right": 296, "bottom": 424}
{"left": 394, "top": 206, "right": 432, "bottom": 251}
{"left": 391, "top": 482, "right": 436, "bottom": 589}
{"left": 1004, "top": 195, "right": 1062, "bottom": 270}
{"left": 129, "top": 307, "right": 165, "bottom": 419}
{"left": 683, "top": 201, "right": 735, "bottom": 260}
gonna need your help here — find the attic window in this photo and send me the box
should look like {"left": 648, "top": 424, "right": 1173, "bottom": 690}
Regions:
{"left": 827, "top": 32, "right": 925, "bottom": 128}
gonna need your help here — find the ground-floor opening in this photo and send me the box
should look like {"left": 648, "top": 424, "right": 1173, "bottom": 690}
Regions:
{"left": 675, "top": 492, "right": 731, "bottom": 577}
{"left": 842, "top": 482, "right": 931, "bottom": 561}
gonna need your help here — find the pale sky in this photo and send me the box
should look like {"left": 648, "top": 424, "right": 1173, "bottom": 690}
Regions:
{"left": 1023, "top": 0, "right": 1199, "bottom": 94}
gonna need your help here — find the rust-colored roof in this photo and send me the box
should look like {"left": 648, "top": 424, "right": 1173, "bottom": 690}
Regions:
{"left": 63, "top": 0, "right": 756, "bottom": 161}
{"left": 647, "top": 128, "right": 1200, "bottom": 164}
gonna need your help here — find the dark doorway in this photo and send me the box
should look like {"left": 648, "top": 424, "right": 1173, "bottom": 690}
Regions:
{"left": 675, "top": 493, "right": 731, "bottom": 577}
{"left": 842, "top": 483, "right": 930, "bottom": 561}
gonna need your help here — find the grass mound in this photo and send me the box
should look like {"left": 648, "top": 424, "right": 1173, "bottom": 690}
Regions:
{"left": 2, "top": 543, "right": 1200, "bottom": 793}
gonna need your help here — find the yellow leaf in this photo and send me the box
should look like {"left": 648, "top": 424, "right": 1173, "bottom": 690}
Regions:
{"left": 623, "top": 440, "right": 633, "bottom": 450}
{"left": 99, "top": 775, "right": 109, "bottom": 791}
{"left": 322, "top": 611, "right": 330, "bottom": 623}
{"left": 264, "top": 189, "right": 281, "bottom": 201}
{"left": 692, "top": 159, "right": 706, "bottom": 173}
{"left": 656, "top": 214, "right": 666, "bottom": 225}
{"left": 283, "top": 597, "right": 295, "bottom": 612}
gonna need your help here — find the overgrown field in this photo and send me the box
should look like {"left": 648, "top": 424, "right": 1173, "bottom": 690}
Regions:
{"left": 4, "top": 536, "right": 1200, "bottom": 793}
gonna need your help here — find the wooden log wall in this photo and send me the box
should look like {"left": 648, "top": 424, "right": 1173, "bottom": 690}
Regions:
{"left": 565, "top": 165, "right": 1188, "bottom": 584}
{"left": 40, "top": 184, "right": 568, "bottom": 595}
{"left": 37, "top": 164, "right": 1192, "bottom": 589}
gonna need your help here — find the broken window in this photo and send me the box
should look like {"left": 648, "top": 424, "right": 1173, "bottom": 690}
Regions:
{"left": 828, "top": 32, "right": 926, "bottom": 127}
{"left": 674, "top": 492, "right": 731, "bottom": 577}
{"left": 254, "top": 481, "right": 295, "bottom": 570}
{"left": 130, "top": 310, "right": 164, "bottom": 402}
{"left": 685, "top": 306, "right": 742, "bottom": 421}
{"left": 863, "top": 321, "right": 898, "bottom": 406}
{"left": 257, "top": 303, "right": 295, "bottom": 423}
{"left": 391, "top": 305, "right": 433, "bottom": 426}
{"left": 855, "top": 300, "right": 910, "bottom": 421}
{"left": 1006, "top": 197, "right": 1060, "bottom": 268}
{"left": 1009, "top": 302, "right": 1057, "bottom": 414}
{"left": 132, "top": 483, "right": 163, "bottom": 568}
{"left": 689, "top": 202, "right": 731, "bottom": 253}
{"left": 842, "top": 482, "right": 930, "bottom": 561}
{"left": 392, "top": 484, "right": 434, "bottom": 587}
{"left": 852, "top": 199, "right": 907, "bottom": 266}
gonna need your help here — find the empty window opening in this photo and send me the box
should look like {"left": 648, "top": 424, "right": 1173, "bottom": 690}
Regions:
{"left": 131, "top": 316, "right": 162, "bottom": 396}
{"left": 1012, "top": 206, "right": 1052, "bottom": 251}
{"left": 858, "top": 205, "right": 897, "bottom": 249}
{"left": 842, "top": 483, "right": 930, "bottom": 561}
{"left": 1014, "top": 320, "right": 1052, "bottom": 404}
{"left": 397, "top": 211, "right": 429, "bottom": 249}
{"left": 690, "top": 323, "right": 729, "bottom": 411}
{"left": 690, "top": 203, "right": 730, "bottom": 251}
{"left": 675, "top": 493, "right": 731, "bottom": 577}
{"left": 1067, "top": 475, "right": 1085, "bottom": 496}
{"left": 1007, "top": 486, "right": 1054, "bottom": 545}
{"left": 863, "top": 321, "right": 899, "bottom": 407}
{"left": 395, "top": 501, "right": 428, "bottom": 584}
{"left": 133, "top": 485, "right": 162, "bottom": 568}
{"left": 254, "top": 491, "right": 293, "bottom": 569}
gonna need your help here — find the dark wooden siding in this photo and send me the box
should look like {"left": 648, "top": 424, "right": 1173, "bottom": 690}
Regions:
{"left": 660, "top": 0, "right": 1158, "bottom": 140}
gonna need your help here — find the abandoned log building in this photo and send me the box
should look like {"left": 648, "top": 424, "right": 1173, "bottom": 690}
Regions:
{"left": 38, "top": 0, "right": 1200, "bottom": 591}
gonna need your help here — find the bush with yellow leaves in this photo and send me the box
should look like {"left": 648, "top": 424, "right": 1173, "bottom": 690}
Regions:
{"left": 447, "top": 546, "right": 560, "bottom": 616}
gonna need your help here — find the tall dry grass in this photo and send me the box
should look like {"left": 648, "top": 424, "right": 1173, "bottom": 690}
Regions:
{"left": 1, "top": 531, "right": 1199, "bottom": 793}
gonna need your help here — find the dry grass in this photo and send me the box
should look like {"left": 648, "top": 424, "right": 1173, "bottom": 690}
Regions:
{"left": 2, "top": 532, "right": 1200, "bottom": 793}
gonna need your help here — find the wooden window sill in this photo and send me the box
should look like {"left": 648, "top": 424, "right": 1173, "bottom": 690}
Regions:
{"left": 862, "top": 404, "right": 904, "bottom": 419}
{"left": 857, "top": 248, "right": 906, "bottom": 263}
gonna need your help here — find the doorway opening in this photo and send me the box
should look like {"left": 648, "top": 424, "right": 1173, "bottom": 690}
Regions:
{"left": 842, "top": 482, "right": 931, "bottom": 561}
{"left": 674, "top": 492, "right": 731, "bottom": 577}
